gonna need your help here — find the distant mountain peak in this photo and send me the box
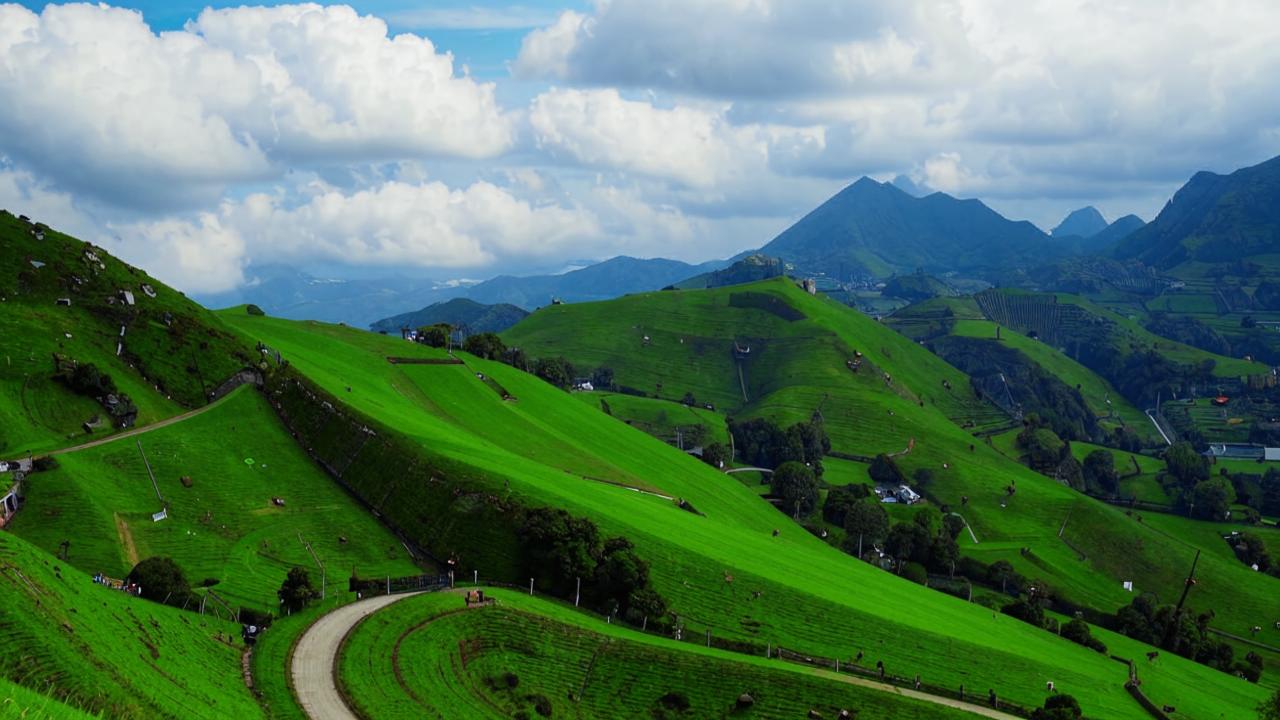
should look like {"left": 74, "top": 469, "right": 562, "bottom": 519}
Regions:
{"left": 890, "top": 174, "right": 928, "bottom": 198}
{"left": 1051, "top": 206, "right": 1108, "bottom": 238}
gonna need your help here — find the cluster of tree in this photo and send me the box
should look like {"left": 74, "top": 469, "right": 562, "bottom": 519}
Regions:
{"left": 1031, "top": 695, "right": 1084, "bottom": 720}
{"left": 930, "top": 336, "right": 1097, "bottom": 441}
{"left": 416, "top": 323, "right": 454, "bottom": 348}
{"left": 1116, "top": 593, "right": 1264, "bottom": 681}
{"left": 728, "top": 416, "right": 830, "bottom": 476}
{"left": 769, "top": 461, "right": 820, "bottom": 517}
{"left": 127, "top": 556, "right": 319, "bottom": 618}
{"left": 1081, "top": 449, "right": 1119, "bottom": 495}
{"left": 836, "top": 503, "right": 964, "bottom": 583}
{"left": 518, "top": 508, "right": 668, "bottom": 627}
{"left": 1163, "top": 442, "right": 1240, "bottom": 520}
{"left": 462, "top": 332, "right": 506, "bottom": 360}
{"left": 1219, "top": 466, "right": 1280, "bottom": 519}
{"left": 999, "top": 580, "right": 1108, "bottom": 654}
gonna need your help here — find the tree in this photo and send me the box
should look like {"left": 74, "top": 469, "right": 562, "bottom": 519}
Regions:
{"left": 868, "top": 454, "right": 906, "bottom": 486}
{"left": 1082, "top": 449, "right": 1119, "bottom": 494}
{"left": 590, "top": 366, "right": 615, "bottom": 390}
{"left": 823, "top": 484, "right": 870, "bottom": 526}
{"left": 127, "top": 557, "right": 191, "bottom": 606}
{"left": 245, "top": 303, "right": 266, "bottom": 316}
{"left": 729, "top": 418, "right": 788, "bottom": 468}
{"left": 1231, "top": 532, "right": 1272, "bottom": 571}
{"left": 942, "top": 514, "right": 967, "bottom": 540}
{"left": 771, "top": 461, "right": 819, "bottom": 517}
{"left": 885, "top": 522, "right": 930, "bottom": 569}
{"left": 533, "top": 356, "right": 575, "bottom": 389}
{"left": 912, "top": 506, "right": 942, "bottom": 536}
{"left": 927, "top": 533, "right": 959, "bottom": 574}
{"left": 1032, "top": 694, "right": 1082, "bottom": 720}
{"left": 986, "top": 560, "right": 1025, "bottom": 595}
{"left": 700, "top": 442, "right": 731, "bottom": 469}
{"left": 681, "top": 391, "right": 697, "bottom": 406}
{"left": 416, "top": 323, "right": 452, "bottom": 348}
{"left": 1187, "top": 477, "right": 1236, "bottom": 520}
{"left": 1060, "top": 619, "right": 1107, "bottom": 653}
{"left": 1019, "top": 427, "right": 1066, "bottom": 470}
{"left": 1165, "top": 441, "right": 1210, "bottom": 488}
{"left": 278, "top": 567, "right": 320, "bottom": 613}
{"left": 842, "top": 500, "right": 889, "bottom": 556}
{"left": 462, "top": 332, "right": 506, "bottom": 360}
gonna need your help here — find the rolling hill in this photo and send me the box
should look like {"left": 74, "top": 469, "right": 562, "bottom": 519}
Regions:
{"left": 369, "top": 297, "right": 528, "bottom": 335}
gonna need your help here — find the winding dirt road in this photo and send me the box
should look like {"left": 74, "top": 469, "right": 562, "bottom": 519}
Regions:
{"left": 48, "top": 386, "right": 244, "bottom": 457}
{"left": 291, "top": 592, "right": 423, "bottom": 720}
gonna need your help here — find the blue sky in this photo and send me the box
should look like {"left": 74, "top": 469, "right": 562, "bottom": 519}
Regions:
{"left": 1, "top": 1, "right": 1277, "bottom": 295}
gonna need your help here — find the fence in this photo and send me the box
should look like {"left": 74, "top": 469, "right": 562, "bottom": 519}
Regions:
{"left": 350, "top": 573, "right": 452, "bottom": 597}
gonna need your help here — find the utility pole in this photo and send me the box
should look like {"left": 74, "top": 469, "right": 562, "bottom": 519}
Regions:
{"left": 298, "top": 533, "right": 326, "bottom": 600}
{"left": 1164, "top": 550, "right": 1201, "bottom": 654}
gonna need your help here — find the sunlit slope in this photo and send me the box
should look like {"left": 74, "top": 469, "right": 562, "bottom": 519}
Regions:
{"left": 0, "top": 210, "right": 252, "bottom": 455}
{"left": 221, "top": 311, "right": 1267, "bottom": 718}
{"left": 501, "top": 280, "right": 1280, "bottom": 650}
{"left": 0, "top": 531, "right": 261, "bottom": 720}
{"left": 340, "top": 589, "right": 977, "bottom": 720}
{"left": 8, "top": 387, "right": 418, "bottom": 611}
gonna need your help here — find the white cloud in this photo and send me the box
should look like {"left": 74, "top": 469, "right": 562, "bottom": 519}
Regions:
{"left": 529, "top": 88, "right": 822, "bottom": 189}
{"left": 0, "top": 3, "right": 515, "bottom": 209}
{"left": 389, "top": 5, "right": 560, "bottom": 30}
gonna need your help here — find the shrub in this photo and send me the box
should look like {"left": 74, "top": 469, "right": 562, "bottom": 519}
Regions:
{"left": 278, "top": 567, "right": 320, "bottom": 613}
{"left": 1060, "top": 619, "right": 1107, "bottom": 654}
{"left": 127, "top": 556, "right": 191, "bottom": 606}
{"left": 239, "top": 606, "right": 274, "bottom": 628}
{"left": 900, "top": 561, "right": 928, "bottom": 585}
{"left": 528, "top": 693, "right": 552, "bottom": 717}
{"left": 462, "top": 332, "right": 506, "bottom": 360}
{"left": 1032, "top": 694, "right": 1082, "bottom": 720}
{"left": 245, "top": 304, "right": 265, "bottom": 316}
{"left": 658, "top": 692, "right": 691, "bottom": 711}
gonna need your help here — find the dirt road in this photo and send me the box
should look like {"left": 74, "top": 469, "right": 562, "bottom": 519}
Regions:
{"left": 291, "top": 592, "right": 423, "bottom": 720}
{"left": 47, "top": 386, "right": 243, "bottom": 457}
{"left": 812, "top": 668, "right": 1024, "bottom": 720}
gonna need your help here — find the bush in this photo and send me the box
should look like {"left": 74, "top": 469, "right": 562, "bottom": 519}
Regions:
{"left": 658, "top": 691, "right": 691, "bottom": 711}
{"left": 278, "top": 567, "right": 320, "bottom": 613}
{"left": 868, "top": 454, "right": 906, "bottom": 486}
{"left": 462, "top": 332, "right": 506, "bottom": 360}
{"left": 127, "top": 556, "right": 191, "bottom": 606}
{"left": 700, "top": 442, "right": 730, "bottom": 469}
{"left": 239, "top": 606, "right": 274, "bottom": 628}
{"left": 32, "top": 455, "right": 60, "bottom": 472}
{"left": 823, "top": 483, "right": 870, "bottom": 526}
{"left": 1060, "top": 618, "right": 1107, "bottom": 654}
{"left": 529, "top": 693, "right": 552, "bottom": 717}
{"left": 900, "top": 561, "right": 928, "bottom": 585}
{"left": 770, "top": 461, "right": 819, "bottom": 517}
{"left": 1032, "top": 694, "right": 1082, "bottom": 720}
{"left": 245, "top": 304, "right": 265, "bottom": 316}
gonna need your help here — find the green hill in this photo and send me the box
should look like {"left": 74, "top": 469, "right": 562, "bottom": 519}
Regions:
{"left": 501, "top": 279, "right": 1280, "bottom": 673}
{"left": 672, "top": 254, "right": 785, "bottom": 290}
{"left": 368, "top": 297, "right": 528, "bottom": 335}
{"left": 224, "top": 284, "right": 1273, "bottom": 718}
{"left": 0, "top": 210, "right": 254, "bottom": 456}
{"left": 882, "top": 273, "right": 958, "bottom": 303}
{"left": 0, "top": 531, "right": 260, "bottom": 719}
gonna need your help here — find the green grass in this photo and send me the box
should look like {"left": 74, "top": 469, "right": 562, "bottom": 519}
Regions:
{"left": 0, "top": 210, "right": 252, "bottom": 455}
{"left": 340, "top": 589, "right": 978, "bottom": 720}
{"left": 0, "top": 531, "right": 262, "bottom": 719}
{"left": 219, "top": 290, "right": 1277, "bottom": 719}
{"left": 250, "top": 598, "right": 345, "bottom": 720}
{"left": 0, "top": 679, "right": 99, "bottom": 719}
{"left": 7, "top": 387, "right": 419, "bottom": 611}
{"left": 577, "top": 391, "right": 730, "bottom": 447}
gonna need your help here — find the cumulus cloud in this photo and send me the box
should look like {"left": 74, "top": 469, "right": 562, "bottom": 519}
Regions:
{"left": 529, "top": 88, "right": 823, "bottom": 193}
{"left": 0, "top": 3, "right": 514, "bottom": 209}
{"left": 515, "top": 0, "right": 1280, "bottom": 205}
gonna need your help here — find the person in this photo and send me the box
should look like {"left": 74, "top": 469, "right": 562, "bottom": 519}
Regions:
{"left": 914, "top": 674, "right": 921, "bottom": 690}
{"left": 988, "top": 689, "right": 997, "bottom": 707}
{"left": 855, "top": 650, "right": 864, "bottom": 663}
{"left": 959, "top": 684, "right": 965, "bottom": 701}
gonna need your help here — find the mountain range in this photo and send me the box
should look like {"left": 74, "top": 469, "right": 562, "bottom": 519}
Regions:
{"left": 369, "top": 297, "right": 528, "bottom": 335}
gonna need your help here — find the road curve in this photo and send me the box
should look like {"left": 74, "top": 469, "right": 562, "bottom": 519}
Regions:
{"left": 291, "top": 592, "right": 423, "bottom": 720}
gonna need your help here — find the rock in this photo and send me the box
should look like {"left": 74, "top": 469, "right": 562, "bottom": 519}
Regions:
{"left": 736, "top": 693, "right": 754, "bottom": 707}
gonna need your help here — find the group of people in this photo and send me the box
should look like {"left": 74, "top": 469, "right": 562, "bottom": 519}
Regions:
{"left": 92, "top": 572, "right": 142, "bottom": 597}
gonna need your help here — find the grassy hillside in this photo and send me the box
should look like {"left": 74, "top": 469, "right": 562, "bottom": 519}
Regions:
{"left": 0, "top": 678, "right": 98, "bottom": 719}
{"left": 340, "top": 589, "right": 978, "bottom": 720}
{"left": 0, "top": 210, "right": 253, "bottom": 455}
{"left": 224, "top": 302, "right": 1273, "bottom": 718}
{"left": 575, "top": 391, "right": 730, "bottom": 447}
{"left": 8, "top": 387, "right": 419, "bottom": 612}
{"left": 0, "top": 531, "right": 261, "bottom": 719}
{"left": 501, "top": 280, "right": 1280, "bottom": 663}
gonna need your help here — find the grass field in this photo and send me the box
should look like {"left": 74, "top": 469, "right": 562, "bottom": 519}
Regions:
{"left": 8, "top": 387, "right": 420, "bottom": 612}
{"left": 0, "top": 531, "right": 261, "bottom": 719}
{"left": 576, "top": 391, "right": 730, "bottom": 447}
{"left": 339, "top": 588, "right": 980, "bottom": 720}
{"left": 223, "top": 288, "right": 1276, "bottom": 718}
{"left": 0, "top": 678, "right": 98, "bottom": 719}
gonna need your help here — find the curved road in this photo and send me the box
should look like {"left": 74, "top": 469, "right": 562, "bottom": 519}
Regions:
{"left": 290, "top": 590, "right": 1023, "bottom": 720}
{"left": 48, "top": 386, "right": 246, "bottom": 457}
{"left": 291, "top": 592, "right": 423, "bottom": 720}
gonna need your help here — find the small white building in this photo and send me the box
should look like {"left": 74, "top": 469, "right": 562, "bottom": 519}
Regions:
{"left": 573, "top": 380, "right": 595, "bottom": 391}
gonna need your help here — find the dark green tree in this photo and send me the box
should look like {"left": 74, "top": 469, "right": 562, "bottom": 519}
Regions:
{"left": 462, "top": 332, "right": 506, "bottom": 360}
{"left": 868, "top": 453, "right": 906, "bottom": 486}
{"left": 771, "top": 461, "right": 819, "bottom": 517}
{"left": 700, "top": 442, "right": 731, "bottom": 469}
{"left": 278, "top": 567, "right": 320, "bottom": 613}
{"left": 533, "top": 356, "right": 575, "bottom": 389}
{"left": 823, "top": 483, "right": 870, "bottom": 526}
{"left": 1082, "top": 449, "right": 1119, "bottom": 494}
{"left": 1032, "top": 694, "right": 1082, "bottom": 720}
{"left": 1165, "top": 441, "right": 1210, "bottom": 488}
{"left": 1187, "top": 477, "right": 1236, "bottom": 520}
{"left": 590, "top": 366, "right": 615, "bottom": 390}
{"left": 127, "top": 556, "right": 191, "bottom": 606}
{"left": 841, "top": 500, "right": 889, "bottom": 556}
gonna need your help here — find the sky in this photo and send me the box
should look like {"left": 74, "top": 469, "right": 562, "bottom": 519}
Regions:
{"left": 2, "top": 1, "right": 1278, "bottom": 295}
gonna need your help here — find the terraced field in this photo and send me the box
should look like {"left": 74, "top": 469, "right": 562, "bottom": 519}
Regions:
{"left": 0, "top": 679, "right": 97, "bottom": 719}
{"left": 224, "top": 297, "right": 1274, "bottom": 718}
{"left": 339, "top": 589, "right": 985, "bottom": 720}
{"left": 8, "top": 387, "right": 419, "bottom": 611}
{"left": 0, "top": 531, "right": 261, "bottom": 719}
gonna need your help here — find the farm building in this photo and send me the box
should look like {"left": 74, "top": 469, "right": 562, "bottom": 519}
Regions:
{"left": 1204, "top": 443, "right": 1280, "bottom": 461}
